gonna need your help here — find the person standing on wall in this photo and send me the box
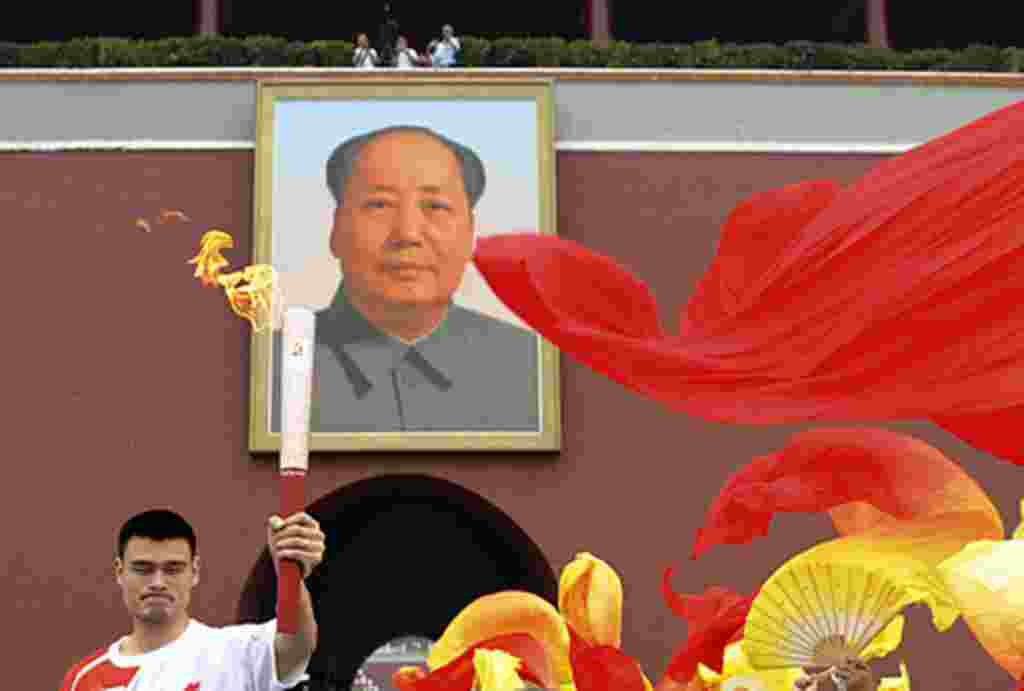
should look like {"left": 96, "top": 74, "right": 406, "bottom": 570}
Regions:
{"left": 393, "top": 36, "right": 427, "bottom": 68}
{"left": 427, "top": 24, "right": 461, "bottom": 67}
{"left": 377, "top": 3, "right": 400, "bottom": 67}
{"left": 353, "top": 33, "right": 380, "bottom": 69}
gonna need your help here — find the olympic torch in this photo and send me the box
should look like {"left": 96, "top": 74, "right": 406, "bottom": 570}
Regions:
{"left": 187, "top": 230, "right": 314, "bottom": 634}
{"left": 277, "top": 306, "right": 315, "bottom": 634}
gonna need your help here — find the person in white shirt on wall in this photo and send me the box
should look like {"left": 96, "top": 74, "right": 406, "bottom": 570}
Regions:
{"left": 58, "top": 508, "right": 325, "bottom": 691}
{"left": 353, "top": 33, "right": 380, "bottom": 69}
{"left": 428, "top": 24, "right": 461, "bottom": 67}
{"left": 393, "top": 36, "right": 426, "bottom": 68}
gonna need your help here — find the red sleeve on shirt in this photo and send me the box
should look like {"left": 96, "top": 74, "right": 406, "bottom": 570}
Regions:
{"left": 59, "top": 649, "right": 139, "bottom": 691}
{"left": 59, "top": 648, "right": 106, "bottom": 691}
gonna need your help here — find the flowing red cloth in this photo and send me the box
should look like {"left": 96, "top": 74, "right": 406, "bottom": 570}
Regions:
{"left": 658, "top": 427, "right": 1005, "bottom": 685}
{"left": 693, "top": 426, "right": 1004, "bottom": 559}
{"left": 569, "top": 625, "right": 648, "bottom": 691}
{"left": 473, "top": 99, "right": 1024, "bottom": 464}
{"left": 659, "top": 571, "right": 755, "bottom": 682}
{"left": 390, "top": 633, "right": 550, "bottom": 691}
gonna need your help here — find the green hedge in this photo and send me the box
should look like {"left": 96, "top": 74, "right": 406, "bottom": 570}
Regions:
{"left": 0, "top": 35, "right": 1021, "bottom": 71}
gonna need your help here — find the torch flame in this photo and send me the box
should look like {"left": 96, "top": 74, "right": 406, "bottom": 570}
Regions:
{"left": 188, "top": 230, "right": 281, "bottom": 332}
{"left": 220, "top": 264, "right": 279, "bottom": 332}
{"left": 188, "top": 229, "right": 234, "bottom": 286}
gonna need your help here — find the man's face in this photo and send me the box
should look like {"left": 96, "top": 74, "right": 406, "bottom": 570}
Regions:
{"left": 330, "top": 131, "right": 475, "bottom": 314}
{"left": 442, "top": 26, "right": 453, "bottom": 39}
{"left": 115, "top": 537, "right": 199, "bottom": 626}
{"left": 357, "top": 34, "right": 369, "bottom": 48}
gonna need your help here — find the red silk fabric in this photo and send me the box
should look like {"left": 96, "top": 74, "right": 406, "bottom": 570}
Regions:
{"left": 474, "top": 99, "right": 1024, "bottom": 464}
{"left": 569, "top": 625, "right": 649, "bottom": 691}
{"left": 693, "top": 426, "right": 1004, "bottom": 559}
{"left": 390, "top": 633, "right": 551, "bottom": 691}
{"left": 659, "top": 573, "right": 754, "bottom": 682}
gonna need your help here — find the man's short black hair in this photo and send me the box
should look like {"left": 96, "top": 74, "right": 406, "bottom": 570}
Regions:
{"left": 325, "top": 125, "right": 487, "bottom": 210}
{"left": 117, "top": 509, "right": 197, "bottom": 559}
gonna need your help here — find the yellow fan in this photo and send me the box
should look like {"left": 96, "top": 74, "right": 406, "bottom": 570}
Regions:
{"left": 742, "top": 561, "right": 918, "bottom": 670}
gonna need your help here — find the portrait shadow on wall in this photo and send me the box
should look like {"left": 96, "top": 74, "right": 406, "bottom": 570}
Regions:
{"left": 237, "top": 474, "right": 558, "bottom": 690}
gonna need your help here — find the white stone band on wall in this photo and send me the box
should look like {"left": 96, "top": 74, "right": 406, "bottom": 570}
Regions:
{"left": 0, "top": 140, "right": 917, "bottom": 153}
{"left": 0, "top": 140, "right": 256, "bottom": 151}
{"left": 0, "top": 78, "right": 1017, "bottom": 146}
{"left": 554, "top": 141, "right": 918, "bottom": 153}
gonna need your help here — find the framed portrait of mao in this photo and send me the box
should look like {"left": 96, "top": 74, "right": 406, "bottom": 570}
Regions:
{"left": 249, "top": 78, "right": 560, "bottom": 452}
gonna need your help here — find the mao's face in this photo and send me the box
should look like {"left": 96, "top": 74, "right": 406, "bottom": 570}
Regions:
{"left": 330, "top": 131, "right": 475, "bottom": 314}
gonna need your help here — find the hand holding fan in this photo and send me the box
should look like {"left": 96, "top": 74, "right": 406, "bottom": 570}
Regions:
{"left": 794, "top": 658, "right": 876, "bottom": 691}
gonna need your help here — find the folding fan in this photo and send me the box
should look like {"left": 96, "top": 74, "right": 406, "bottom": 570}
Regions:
{"left": 742, "top": 561, "right": 917, "bottom": 670}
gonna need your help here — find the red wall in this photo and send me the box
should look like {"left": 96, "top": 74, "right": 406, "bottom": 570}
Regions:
{"left": 6, "top": 150, "right": 1020, "bottom": 691}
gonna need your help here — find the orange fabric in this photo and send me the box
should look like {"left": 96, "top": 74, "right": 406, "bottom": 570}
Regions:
{"left": 391, "top": 633, "right": 550, "bottom": 691}
{"left": 569, "top": 624, "right": 648, "bottom": 691}
{"left": 693, "top": 427, "right": 1004, "bottom": 559}
{"left": 666, "top": 427, "right": 1004, "bottom": 685}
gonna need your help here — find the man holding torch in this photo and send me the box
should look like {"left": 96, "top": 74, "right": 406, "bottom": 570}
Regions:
{"left": 57, "top": 507, "right": 323, "bottom": 691}
{"left": 61, "top": 247, "right": 325, "bottom": 689}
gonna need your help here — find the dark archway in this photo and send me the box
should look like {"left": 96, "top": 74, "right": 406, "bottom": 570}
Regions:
{"left": 237, "top": 474, "right": 558, "bottom": 691}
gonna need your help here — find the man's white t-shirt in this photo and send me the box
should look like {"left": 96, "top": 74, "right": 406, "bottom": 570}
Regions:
{"left": 62, "top": 619, "right": 309, "bottom": 691}
{"left": 353, "top": 47, "right": 379, "bottom": 69}
{"left": 395, "top": 48, "right": 420, "bottom": 68}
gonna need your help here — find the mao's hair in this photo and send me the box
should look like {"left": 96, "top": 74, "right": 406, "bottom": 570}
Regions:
{"left": 117, "top": 509, "right": 197, "bottom": 559}
{"left": 325, "top": 126, "right": 486, "bottom": 209}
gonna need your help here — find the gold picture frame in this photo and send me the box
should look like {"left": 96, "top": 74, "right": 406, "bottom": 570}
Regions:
{"left": 249, "top": 78, "right": 560, "bottom": 453}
